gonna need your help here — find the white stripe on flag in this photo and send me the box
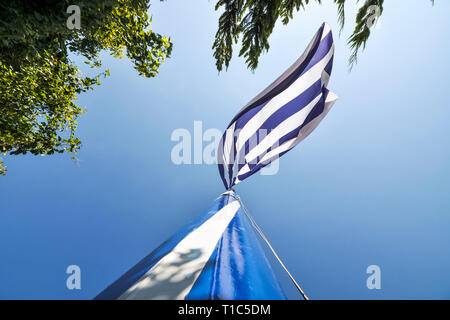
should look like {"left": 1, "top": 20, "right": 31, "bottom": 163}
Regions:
{"left": 118, "top": 200, "right": 241, "bottom": 300}
{"left": 321, "top": 23, "right": 331, "bottom": 40}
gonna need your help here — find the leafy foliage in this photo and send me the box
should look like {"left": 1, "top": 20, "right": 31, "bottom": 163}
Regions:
{"left": 212, "top": 0, "right": 434, "bottom": 71}
{"left": 0, "top": 0, "right": 172, "bottom": 174}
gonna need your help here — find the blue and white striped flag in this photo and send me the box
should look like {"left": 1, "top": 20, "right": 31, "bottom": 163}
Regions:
{"left": 218, "top": 22, "right": 338, "bottom": 190}
{"left": 95, "top": 191, "right": 286, "bottom": 300}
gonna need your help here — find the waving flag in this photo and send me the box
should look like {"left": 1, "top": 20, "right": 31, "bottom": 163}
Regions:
{"left": 218, "top": 22, "right": 338, "bottom": 190}
{"left": 95, "top": 191, "right": 286, "bottom": 300}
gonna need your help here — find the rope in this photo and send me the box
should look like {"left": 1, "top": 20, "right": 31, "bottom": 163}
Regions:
{"left": 234, "top": 193, "right": 310, "bottom": 300}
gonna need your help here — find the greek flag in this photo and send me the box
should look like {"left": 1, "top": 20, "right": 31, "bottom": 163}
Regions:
{"left": 95, "top": 191, "right": 286, "bottom": 300}
{"left": 218, "top": 22, "right": 338, "bottom": 190}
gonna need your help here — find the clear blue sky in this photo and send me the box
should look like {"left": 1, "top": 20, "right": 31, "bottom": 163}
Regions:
{"left": 1, "top": 0, "right": 449, "bottom": 299}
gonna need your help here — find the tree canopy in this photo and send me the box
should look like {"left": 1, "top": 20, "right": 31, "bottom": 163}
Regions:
{"left": 212, "top": 0, "right": 434, "bottom": 71}
{"left": 0, "top": 0, "right": 172, "bottom": 175}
